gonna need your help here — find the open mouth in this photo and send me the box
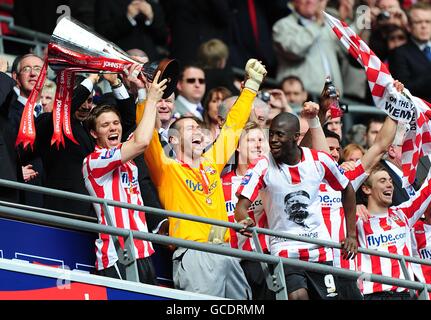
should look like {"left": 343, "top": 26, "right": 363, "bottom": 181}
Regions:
{"left": 192, "top": 138, "right": 202, "bottom": 145}
{"left": 270, "top": 145, "right": 281, "bottom": 152}
{"left": 382, "top": 190, "right": 393, "bottom": 198}
{"left": 108, "top": 133, "right": 119, "bottom": 143}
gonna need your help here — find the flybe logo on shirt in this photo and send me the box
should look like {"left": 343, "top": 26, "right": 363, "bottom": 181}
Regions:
{"left": 419, "top": 248, "right": 431, "bottom": 260}
{"left": 226, "top": 201, "right": 236, "bottom": 213}
{"left": 225, "top": 199, "right": 262, "bottom": 213}
{"left": 185, "top": 180, "right": 217, "bottom": 193}
{"left": 318, "top": 194, "right": 341, "bottom": 206}
{"left": 366, "top": 229, "right": 406, "bottom": 249}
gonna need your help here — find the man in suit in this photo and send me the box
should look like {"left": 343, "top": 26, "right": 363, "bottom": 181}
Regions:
{"left": 389, "top": 3, "right": 431, "bottom": 102}
{"left": 380, "top": 144, "right": 420, "bottom": 206}
{"left": 94, "top": 0, "right": 168, "bottom": 61}
{"left": 174, "top": 64, "right": 206, "bottom": 121}
{"left": 0, "top": 60, "right": 23, "bottom": 203}
{"left": 8, "top": 54, "right": 45, "bottom": 207}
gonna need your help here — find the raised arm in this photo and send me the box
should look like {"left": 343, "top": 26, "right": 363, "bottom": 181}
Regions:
{"left": 360, "top": 116, "right": 397, "bottom": 173}
{"left": 299, "top": 101, "right": 330, "bottom": 153}
{"left": 360, "top": 80, "right": 404, "bottom": 173}
{"left": 205, "top": 59, "right": 266, "bottom": 173}
{"left": 121, "top": 67, "right": 166, "bottom": 163}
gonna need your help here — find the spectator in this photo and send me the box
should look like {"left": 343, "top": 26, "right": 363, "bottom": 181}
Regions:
{"left": 280, "top": 76, "right": 308, "bottom": 107}
{"left": 229, "top": 0, "right": 281, "bottom": 77}
{"left": 39, "top": 79, "right": 56, "bottom": 113}
{"left": 343, "top": 143, "right": 366, "bottom": 162}
{"left": 346, "top": 123, "right": 367, "bottom": 147}
{"left": 94, "top": 0, "right": 169, "bottom": 61}
{"left": 235, "top": 111, "right": 358, "bottom": 300}
{"left": 9, "top": 54, "right": 44, "bottom": 135}
{"left": 197, "top": 39, "right": 239, "bottom": 96}
{"left": 273, "top": 0, "right": 344, "bottom": 98}
{"left": 202, "top": 87, "right": 232, "bottom": 144}
{"left": 356, "top": 164, "right": 431, "bottom": 300}
{"left": 82, "top": 66, "right": 166, "bottom": 282}
{"left": 386, "top": 24, "right": 408, "bottom": 50}
{"left": 389, "top": 2, "right": 431, "bottom": 101}
{"left": 379, "top": 141, "right": 422, "bottom": 206}
{"left": 161, "top": 0, "right": 231, "bottom": 65}
{"left": 365, "top": 117, "right": 385, "bottom": 149}
{"left": 266, "top": 88, "right": 293, "bottom": 126}
{"left": 0, "top": 58, "right": 23, "bottom": 203}
{"left": 249, "top": 96, "right": 270, "bottom": 129}
{"left": 8, "top": 53, "right": 44, "bottom": 207}
{"left": 143, "top": 59, "right": 266, "bottom": 298}
{"left": 174, "top": 64, "right": 206, "bottom": 121}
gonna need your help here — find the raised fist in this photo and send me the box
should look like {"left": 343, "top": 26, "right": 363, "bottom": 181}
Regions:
{"left": 244, "top": 59, "right": 267, "bottom": 93}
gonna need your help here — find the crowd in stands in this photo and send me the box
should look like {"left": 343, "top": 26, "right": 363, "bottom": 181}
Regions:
{"left": 1, "top": 0, "right": 431, "bottom": 300}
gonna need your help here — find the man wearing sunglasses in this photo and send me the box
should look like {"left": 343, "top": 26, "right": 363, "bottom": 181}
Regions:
{"left": 174, "top": 64, "right": 206, "bottom": 121}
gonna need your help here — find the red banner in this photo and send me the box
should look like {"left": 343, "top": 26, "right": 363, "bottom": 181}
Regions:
{"left": 16, "top": 42, "right": 135, "bottom": 149}
{"left": 62, "top": 70, "right": 78, "bottom": 145}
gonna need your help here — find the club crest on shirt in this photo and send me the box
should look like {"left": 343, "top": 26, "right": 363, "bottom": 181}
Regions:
{"left": 204, "top": 166, "right": 216, "bottom": 175}
{"left": 241, "top": 172, "right": 252, "bottom": 185}
{"left": 100, "top": 148, "right": 116, "bottom": 159}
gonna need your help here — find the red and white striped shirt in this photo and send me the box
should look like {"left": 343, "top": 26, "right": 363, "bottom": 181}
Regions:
{"left": 236, "top": 147, "right": 349, "bottom": 262}
{"left": 82, "top": 144, "right": 154, "bottom": 271}
{"left": 222, "top": 170, "right": 269, "bottom": 252}
{"left": 356, "top": 177, "right": 431, "bottom": 295}
{"left": 411, "top": 220, "right": 431, "bottom": 299}
{"left": 319, "top": 161, "right": 368, "bottom": 270}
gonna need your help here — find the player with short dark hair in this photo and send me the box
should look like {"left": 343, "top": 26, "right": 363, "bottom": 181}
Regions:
{"left": 235, "top": 112, "right": 357, "bottom": 300}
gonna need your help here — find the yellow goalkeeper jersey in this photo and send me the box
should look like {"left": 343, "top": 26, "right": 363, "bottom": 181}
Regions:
{"left": 141, "top": 89, "right": 256, "bottom": 242}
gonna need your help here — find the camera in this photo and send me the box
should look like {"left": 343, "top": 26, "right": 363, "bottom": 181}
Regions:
{"left": 377, "top": 10, "right": 391, "bottom": 21}
{"left": 257, "top": 90, "right": 271, "bottom": 103}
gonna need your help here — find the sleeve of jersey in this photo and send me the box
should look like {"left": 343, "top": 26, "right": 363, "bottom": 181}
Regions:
{"left": 204, "top": 88, "right": 256, "bottom": 174}
{"left": 86, "top": 145, "right": 122, "bottom": 183}
{"left": 235, "top": 157, "right": 268, "bottom": 203}
{"left": 397, "top": 173, "right": 431, "bottom": 228}
{"left": 318, "top": 151, "right": 349, "bottom": 191}
{"left": 344, "top": 161, "right": 369, "bottom": 192}
{"left": 143, "top": 129, "right": 168, "bottom": 187}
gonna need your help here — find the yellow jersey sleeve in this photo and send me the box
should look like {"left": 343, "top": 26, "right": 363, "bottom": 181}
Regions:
{"left": 204, "top": 88, "right": 256, "bottom": 174}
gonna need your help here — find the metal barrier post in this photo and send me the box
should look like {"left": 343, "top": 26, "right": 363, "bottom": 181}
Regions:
{"left": 251, "top": 229, "right": 285, "bottom": 298}
{"left": 273, "top": 260, "right": 288, "bottom": 300}
{"left": 399, "top": 257, "right": 416, "bottom": 298}
{"left": 119, "top": 230, "right": 139, "bottom": 283}
{"left": 417, "top": 281, "right": 430, "bottom": 300}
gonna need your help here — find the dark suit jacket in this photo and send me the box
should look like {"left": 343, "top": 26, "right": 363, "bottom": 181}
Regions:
{"left": 388, "top": 39, "right": 431, "bottom": 102}
{"left": 34, "top": 84, "right": 136, "bottom": 217}
{"left": 94, "top": 0, "right": 168, "bottom": 60}
{"left": 162, "top": 0, "right": 231, "bottom": 64}
{"left": 0, "top": 73, "right": 23, "bottom": 203}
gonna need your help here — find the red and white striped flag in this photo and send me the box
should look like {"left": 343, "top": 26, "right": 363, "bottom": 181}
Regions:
{"left": 324, "top": 11, "right": 431, "bottom": 187}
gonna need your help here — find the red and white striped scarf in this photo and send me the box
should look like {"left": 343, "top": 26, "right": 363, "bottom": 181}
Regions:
{"left": 325, "top": 12, "right": 431, "bottom": 188}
